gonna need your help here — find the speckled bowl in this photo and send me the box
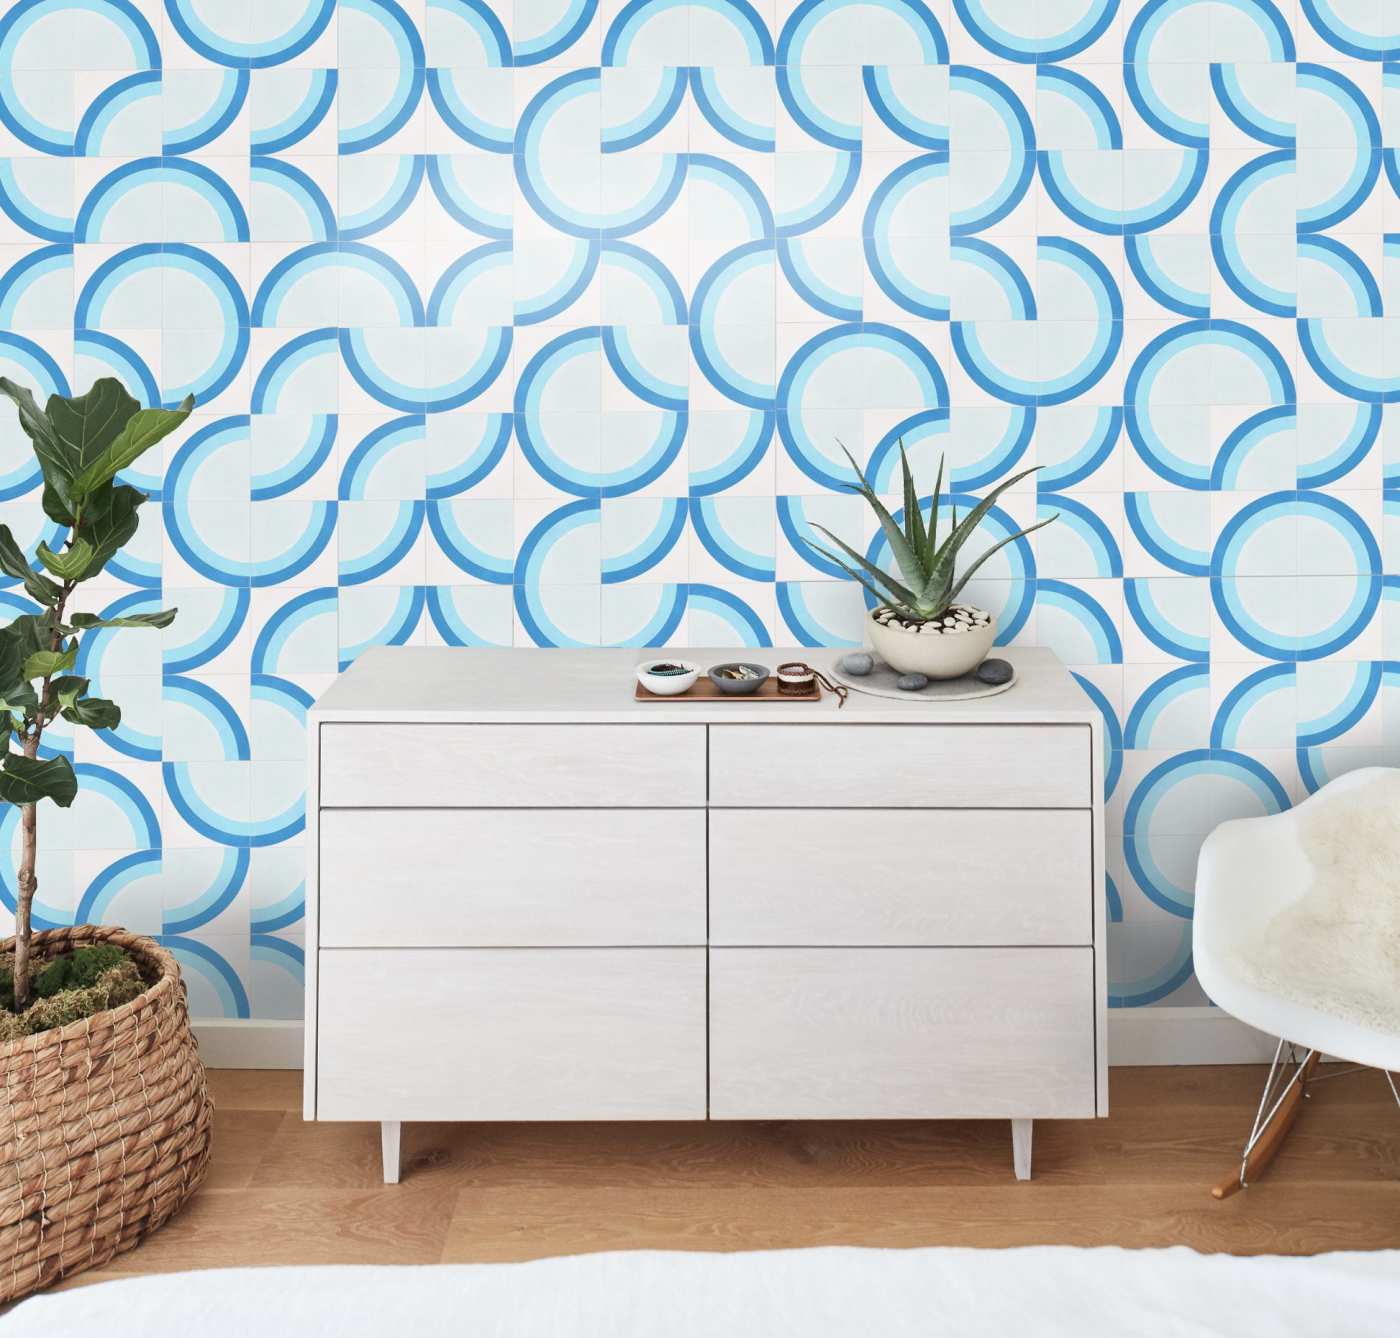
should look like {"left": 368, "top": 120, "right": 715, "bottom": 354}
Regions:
{"left": 708, "top": 662, "right": 769, "bottom": 695}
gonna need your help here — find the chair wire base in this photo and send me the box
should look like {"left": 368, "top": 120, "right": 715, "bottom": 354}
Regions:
{"left": 1215, "top": 1040, "right": 1400, "bottom": 1198}
{"left": 1238, "top": 1038, "right": 1315, "bottom": 1190}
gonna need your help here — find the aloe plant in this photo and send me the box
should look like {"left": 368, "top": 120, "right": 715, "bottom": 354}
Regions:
{"left": 0, "top": 378, "right": 193, "bottom": 1011}
{"left": 806, "top": 441, "right": 1056, "bottom": 624}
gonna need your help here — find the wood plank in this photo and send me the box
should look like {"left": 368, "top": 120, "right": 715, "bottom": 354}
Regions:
{"left": 55, "top": 1065, "right": 1400, "bottom": 1284}
{"left": 438, "top": 1182, "right": 1400, "bottom": 1261}
{"left": 208, "top": 1068, "right": 302, "bottom": 1112}
{"left": 76, "top": 1186, "right": 457, "bottom": 1277}
{"left": 245, "top": 1113, "right": 1109, "bottom": 1192}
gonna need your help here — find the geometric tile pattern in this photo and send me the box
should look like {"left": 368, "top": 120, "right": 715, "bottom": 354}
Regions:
{"left": 0, "top": 1, "right": 1396, "bottom": 1020}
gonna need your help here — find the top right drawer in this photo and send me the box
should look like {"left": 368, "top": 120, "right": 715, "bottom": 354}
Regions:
{"left": 708, "top": 724, "right": 1090, "bottom": 808}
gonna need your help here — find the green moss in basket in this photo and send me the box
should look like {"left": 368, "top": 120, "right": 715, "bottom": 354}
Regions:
{"left": 0, "top": 944, "right": 148, "bottom": 1041}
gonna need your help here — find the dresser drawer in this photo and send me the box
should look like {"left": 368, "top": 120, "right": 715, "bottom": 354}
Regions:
{"left": 318, "top": 723, "right": 705, "bottom": 807}
{"left": 709, "top": 947, "right": 1095, "bottom": 1119}
{"left": 708, "top": 725, "right": 1088, "bottom": 808}
{"left": 710, "top": 809, "right": 1091, "bottom": 946}
{"left": 315, "top": 948, "right": 706, "bottom": 1121}
{"left": 320, "top": 808, "right": 705, "bottom": 947}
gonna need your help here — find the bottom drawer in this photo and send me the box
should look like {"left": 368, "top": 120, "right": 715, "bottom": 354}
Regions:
{"left": 315, "top": 948, "right": 706, "bottom": 1121}
{"left": 709, "top": 947, "right": 1096, "bottom": 1120}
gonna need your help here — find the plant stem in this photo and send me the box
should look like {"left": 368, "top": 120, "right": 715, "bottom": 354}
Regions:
{"left": 11, "top": 574, "right": 74, "bottom": 1012}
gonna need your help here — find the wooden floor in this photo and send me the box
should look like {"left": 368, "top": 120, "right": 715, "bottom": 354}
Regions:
{"left": 79, "top": 1065, "right": 1400, "bottom": 1282}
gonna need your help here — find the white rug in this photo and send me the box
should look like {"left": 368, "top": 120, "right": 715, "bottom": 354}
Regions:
{"left": 10, "top": 1246, "right": 1400, "bottom": 1337}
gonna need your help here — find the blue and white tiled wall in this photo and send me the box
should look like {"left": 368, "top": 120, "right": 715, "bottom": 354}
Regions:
{"left": 0, "top": 1, "right": 1397, "bottom": 1022}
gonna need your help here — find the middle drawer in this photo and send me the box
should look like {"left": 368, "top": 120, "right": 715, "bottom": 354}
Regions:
{"left": 319, "top": 808, "right": 706, "bottom": 946}
{"left": 710, "top": 808, "right": 1092, "bottom": 946}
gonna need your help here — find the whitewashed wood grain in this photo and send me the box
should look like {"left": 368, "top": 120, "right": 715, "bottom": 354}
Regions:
{"left": 303, "top": 721, "right": 322, "bottom": 1119}
{"left": 709, "top": 947, "right": 1096, "bottom": 1120}
{"left": 709, "top": 809, "right": 1092, "bottom": 946}
{"left": 320, "top": 808, "right": 707, "bottom": 947}
{"left": 319, "top": 724, "right": 706, "bottom": 808}
{"left": 707, "top": 725, "right": 1090, "bottom": 808}
{"left": 316, "top": 948, "right": 707, "bottom": 1121}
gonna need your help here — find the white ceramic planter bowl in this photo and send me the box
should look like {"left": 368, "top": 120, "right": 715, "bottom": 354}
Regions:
{"left": 867, "top": 609, "right": 997, "bottom": 679}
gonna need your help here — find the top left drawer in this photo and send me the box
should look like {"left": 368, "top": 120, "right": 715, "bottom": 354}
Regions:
{"left": 318, "top": 724, "right": 706, "bottom": 808}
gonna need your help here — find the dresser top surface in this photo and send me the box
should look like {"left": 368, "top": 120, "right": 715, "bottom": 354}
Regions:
{"left": 311, "top": 646, "right": 1096, "bottom": 726}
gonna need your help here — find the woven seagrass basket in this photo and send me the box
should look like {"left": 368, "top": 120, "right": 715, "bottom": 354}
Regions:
{"left": 0, "top": 925, "right": 212, "bottom": 1303}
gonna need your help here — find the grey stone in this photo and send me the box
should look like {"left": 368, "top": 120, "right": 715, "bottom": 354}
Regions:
{"left": 839, "top": 651, "right": 874, "bottom": 676}
{"left": 976, "top": 657, "right": 1013, "bottom": 686}
{"left": 896, "top": 673, "right": 929, "bottom": 691}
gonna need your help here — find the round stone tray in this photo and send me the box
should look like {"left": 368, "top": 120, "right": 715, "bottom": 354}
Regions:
{"left": 830, "top": 656, "right": 1017, "bottom": 703}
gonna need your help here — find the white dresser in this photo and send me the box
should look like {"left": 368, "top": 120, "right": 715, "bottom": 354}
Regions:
{"left": 304, "top": 646, "right": 1106, "bottom": 1182}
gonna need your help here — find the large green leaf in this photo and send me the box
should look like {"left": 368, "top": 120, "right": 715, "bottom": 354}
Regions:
{"left": 0, "top": 378, "right": 77, "bottom": 515}
{"left": 0, "top": 753, "right": 77, "bottom": 807}
{"left": 35, "top": 538, "right": 93, "bottom": 583}
{"left": 0, "top": 633, "right": 22, "bottom": 694}
{"left": 74, "top": 483, "right": 145, "bottom": 578}
{"left": 23, "top": 640, "right": 76, "bottom": 681}
{"left": 46, "top": 379, "right": 140, "bottom": 506}
{"left": 0, "top": 525, "right": 60, "bottom": 606}
{"left": 68, "top": 607, "right": 176, "bottom": 630}
{"left": 68, "top": 395, "right": 194, "bottom": 498}
{"left": 42, "top": 482, "right": 76, "bottom": 527}
{"left": 51, "top": 675, "right": 89, "bottom": 708}
{"left": 62, "top": 696, "right": 121, "bottom": 730}
{"left": 0, "top": 682, "right": 39, "bottom": 714}
{"left": 1, "top": 612, "right": 55, "bottom": 665}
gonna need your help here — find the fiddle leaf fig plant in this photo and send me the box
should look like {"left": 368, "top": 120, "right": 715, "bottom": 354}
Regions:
{"left": 805, "top": 440, "right": 1056, "bottom": 624}
{"left": 0, "top": 378, "right": 192, "bottom": 1011}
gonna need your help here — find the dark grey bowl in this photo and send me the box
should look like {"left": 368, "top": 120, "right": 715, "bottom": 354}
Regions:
{"left": 708, "top": 662, "right": 769, "bottom": 695}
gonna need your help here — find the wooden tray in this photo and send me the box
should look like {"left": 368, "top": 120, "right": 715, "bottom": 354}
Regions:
{"left": 635, "top": 678, "right": 820, "bottom": 702}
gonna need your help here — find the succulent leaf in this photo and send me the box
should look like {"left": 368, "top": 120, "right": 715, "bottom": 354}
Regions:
{"left": 807, "top": 525, "right": 920, "bottom": 610}
{"left": 945, "top": 514, "right": 1059, "bottom": 608}
{"left": 835, "top": 442, "right": 927, "bottom": 596}
{"left": 819, "top": 444, "right": 1055, "bottom": 626}
{"left": 899, "top": 442, "right": 926, "bottom": 564}
{"left": 937, "top": 465, "right": 1042, "bottom": 565}
{"left": 926, "top": 451, "right": 944, "bottom": 565}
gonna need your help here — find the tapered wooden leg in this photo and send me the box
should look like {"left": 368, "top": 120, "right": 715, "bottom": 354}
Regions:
{"left": 1011, "top": 1119, "right": 1032, "bottom": 1181}
{"left": 1212, "top": 1050, "right": 1317, "bottom": 1200}
{"left": 381, "top": 1120, "right": 401, "bottom": 1185}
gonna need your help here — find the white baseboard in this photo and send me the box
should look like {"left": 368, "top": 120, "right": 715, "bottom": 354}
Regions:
{"left": 195, "top": 1019, "right": 304, "bottom": 1069}
{"left": 196, "top": 1009, "right": 1279, "bottom": 1071}
{"left": 1107, "top": 1006, "right": 1278, "bottom": 1066}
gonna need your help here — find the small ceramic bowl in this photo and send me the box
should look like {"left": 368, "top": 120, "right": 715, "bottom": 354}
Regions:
{"left": 635, "top": 659, "right": 699, "bottom": 696}
{"left": 708, "top": 661, "right": 769, "bottom": 695}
